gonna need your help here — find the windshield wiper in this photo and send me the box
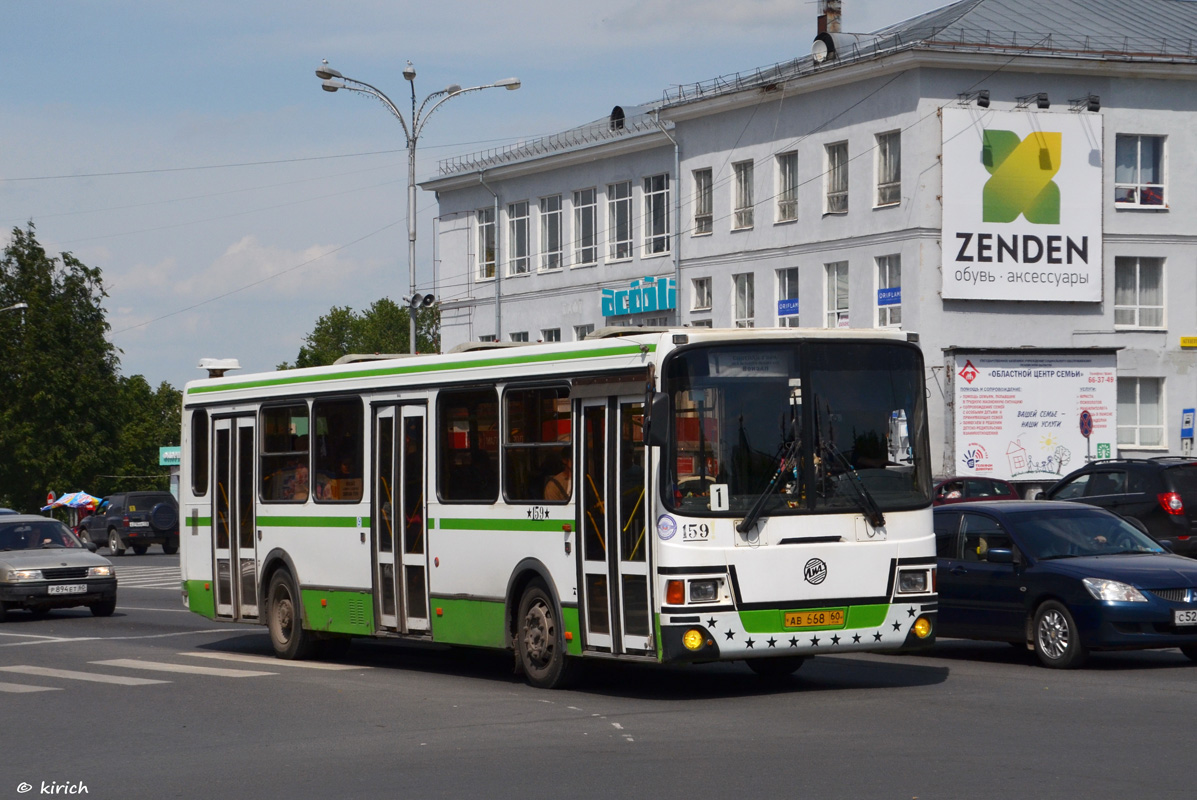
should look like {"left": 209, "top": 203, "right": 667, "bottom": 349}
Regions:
{"left": 737, "top": 435, "right": 801, "bottom": 535}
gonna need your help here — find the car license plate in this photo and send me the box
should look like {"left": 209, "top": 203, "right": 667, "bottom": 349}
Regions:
{"left": 1174, "top": 609, "right": 1197, "bottom": 626}
{"left": 129, "top": 521, "right": 149, "bottom": 528}
{"left": 48, "top": 584, "right": 86, "bottom": 595}
{"left": 784, "top": 609, "right": 846, "bottom": 629}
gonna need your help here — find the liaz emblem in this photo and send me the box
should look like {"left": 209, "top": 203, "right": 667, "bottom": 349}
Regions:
{"left": 804, "top": 558, "right": 828, "bottom": 585}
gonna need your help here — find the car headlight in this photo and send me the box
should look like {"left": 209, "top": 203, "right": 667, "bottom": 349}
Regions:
{"left": 88, "top": 566, "right": 113, "bottom": 578}
{"left": 10, "top": 569, "right": 43, "bottom": 581}
{"left": 1083, "top": 577, "right": 1147, "bottom": 602}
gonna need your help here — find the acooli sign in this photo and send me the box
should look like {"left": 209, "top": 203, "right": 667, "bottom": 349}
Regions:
{"left": 941, "top": 108, "right": 1103, "bottom": 302}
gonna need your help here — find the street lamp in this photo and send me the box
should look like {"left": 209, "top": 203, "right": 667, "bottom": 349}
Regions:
{"left": 1, "top": 302, "right": 28, "bottom": 314}
{"left": 315, "top": 59, "right": 520, "bottom": 353}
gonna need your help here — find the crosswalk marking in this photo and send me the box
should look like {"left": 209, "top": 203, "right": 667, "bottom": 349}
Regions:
{"left": 115, "top": 565, "right": 181, "bottom": 589}
{"left": 0, "top": 681, "right": 61, "bottom": 693}
{"left": 92, "top": 658, "right": 276, "bottom": 677}
{"left": 181, "top": 651, "right": 367, "bottom": 671}
{"left": 0, "top": 665, "right": 168, "bottom": 685}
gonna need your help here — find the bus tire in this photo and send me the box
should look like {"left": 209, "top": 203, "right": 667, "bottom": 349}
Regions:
{"left": 516, "top": 581, "right": 574, "bottom": 689}
{"left": 267, "top": 570, "right": 315, "bottom": 660}
{"left": 747, "top": 656, "right": 807, "bottom": 680}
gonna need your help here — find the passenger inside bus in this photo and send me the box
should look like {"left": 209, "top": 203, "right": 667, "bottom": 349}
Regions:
{"left": 544, "top": 449, "right": 572, "bottom": 501}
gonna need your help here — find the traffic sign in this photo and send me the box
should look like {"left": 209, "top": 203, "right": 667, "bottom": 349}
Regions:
{"left": 1079, "top": 410, "right": 1094, "bottom": 439}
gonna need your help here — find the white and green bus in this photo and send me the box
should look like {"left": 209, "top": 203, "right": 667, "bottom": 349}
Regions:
{"left": 179, "top": 327, "right": 936, "bottom": 687}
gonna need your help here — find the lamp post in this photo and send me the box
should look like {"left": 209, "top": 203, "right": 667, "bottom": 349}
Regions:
{"left": 1, "top": 302, "right": 28, "bottom": 315}
{"left": 315, "top": 60, "right": 520, "bottom": 353}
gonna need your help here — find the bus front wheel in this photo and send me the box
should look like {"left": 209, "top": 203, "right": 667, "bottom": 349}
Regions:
{"left": 516, "top": 581, "right": 574, "bottom": 689}
{"left": 267, "top": 570, "right": 315, "bottom": 660}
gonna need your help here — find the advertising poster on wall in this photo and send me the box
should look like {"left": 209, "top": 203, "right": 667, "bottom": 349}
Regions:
{"left": 942, "top": 107, "right": 1103, "bottom": 302}
{"left": 954, "top": 352, "right": 1116, "bottom": 482}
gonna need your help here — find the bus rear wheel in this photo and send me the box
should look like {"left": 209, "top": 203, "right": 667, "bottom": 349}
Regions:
{"left": 516, "top": 581, "right": 574, "bottom": 689}
{"left": 267, "top": 570, "right": 315, "bottom": 660}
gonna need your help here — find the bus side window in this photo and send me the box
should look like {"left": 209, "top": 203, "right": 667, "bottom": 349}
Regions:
{"left": 261, "top": 403, "right": 310, "bottom": 502}
{"left": 503, "top": 386, "right": 571, "bottom": 503}
{"left": 438, "top": 388, "right": 500, "bottom": 503}
{"left": 312, "top": 398, "right": 364, "bottom": 502}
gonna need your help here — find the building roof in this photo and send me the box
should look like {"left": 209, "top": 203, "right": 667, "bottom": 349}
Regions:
{"left": 434, "top": 0, "right": 1197, "bottom": 179}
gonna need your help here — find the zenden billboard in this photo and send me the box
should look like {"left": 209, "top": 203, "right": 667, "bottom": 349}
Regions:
{"left": 942, "top": 108, "right": 1102, "bottom": 302}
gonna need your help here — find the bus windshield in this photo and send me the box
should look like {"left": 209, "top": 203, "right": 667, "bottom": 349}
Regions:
{"left": 664, "top": 341, "right": 931, "bottom": 517}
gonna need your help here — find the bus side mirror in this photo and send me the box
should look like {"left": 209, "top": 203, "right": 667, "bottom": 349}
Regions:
{"left": 646, "top": 392, "right": 670, "bottom": 448}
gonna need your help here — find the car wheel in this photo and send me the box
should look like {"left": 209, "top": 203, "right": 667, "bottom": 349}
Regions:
{"left": 746, "top": 656, "right": 807, "bottom": 680}
{"left": 108, "top": 529, "right": 126, "bottom": 556}
{"left": 516, "top": 580, "right": 575, "bottom": 689}
{"left": 267, "top": 570, "right": 315, "bottom": 660}
{"left": 1033, "top": 600, "right": 1087, "bottom": 669}
{"left": 162, "top": 541, "right": 179, "bottom": 555}
{"left": 131, "top": 545, "right": 148, "bottom": 555}
{"left": 90, "top": 598, "right": 116, "bottom": 617}
{"left": 78, "top": 530, "right": 92, "bottom": 546}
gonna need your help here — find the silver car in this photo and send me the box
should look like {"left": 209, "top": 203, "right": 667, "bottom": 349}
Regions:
{"left": 0, "top": 515, "right": 117, "bottom": 620}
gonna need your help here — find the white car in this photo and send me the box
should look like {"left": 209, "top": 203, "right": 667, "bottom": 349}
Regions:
{"left": 0, "top": 515, "right": 117, "bottom": 620}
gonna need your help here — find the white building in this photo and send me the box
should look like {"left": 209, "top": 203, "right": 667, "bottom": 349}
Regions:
{"left": 424, "top": 0, "right": 1197, "bottom": 489}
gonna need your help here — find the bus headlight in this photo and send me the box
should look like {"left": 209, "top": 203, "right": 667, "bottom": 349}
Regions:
{"left": 689, "top": 579, "right": 720, "bottom": 602}
{"left": 897, "top": 569, "right": 929, "bottom": 594}
{"left": 682, "top": 629, "right": 707, "bottom": 651}
{"left": 912, "top": 617, "right": 933, "bottom": 639}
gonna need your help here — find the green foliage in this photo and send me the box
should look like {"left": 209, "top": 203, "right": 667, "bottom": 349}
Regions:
{"left": 0, "top": 224, "right": 181, "bottom": 512}
{"left": 280, "top": 298, "right": 440, "bottom": 369}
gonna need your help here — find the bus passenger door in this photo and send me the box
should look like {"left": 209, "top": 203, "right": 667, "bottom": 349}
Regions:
{"left": 372, "top": 404, "right": 430, "bottom": 634}
{"left": 212, "top": 415, "right": 258, "bottom": 620}
{"left": 578, "top": 397, "right": 653, "bottom": 655}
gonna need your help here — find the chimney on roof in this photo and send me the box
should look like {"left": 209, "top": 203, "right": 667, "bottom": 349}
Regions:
{"left": 818, "top": 0, "right": 842, "bottom": 34}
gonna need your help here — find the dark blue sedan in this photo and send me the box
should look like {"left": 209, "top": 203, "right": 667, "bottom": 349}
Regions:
{"left": 934, "top": 501, "right": 1197, "bottom": 668}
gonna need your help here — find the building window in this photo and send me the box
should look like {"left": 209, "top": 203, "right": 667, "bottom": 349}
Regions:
{"left": 733, "top": 273, "right": 755, "bottom": 328}
{"left": 479, "top": 334, "right": 497, "bottom": 343}
{"left": 574, "top": 324, "right": 594, "bottom": 340}
{"left": 507, "top": 202, "right": 529, "bottom": 275}
{"left": 692, "top": 277, "right": 712, "bottom": 311}
{"left": 573, "top": 188, "right": 597, "bottom": 266}
{"left": 510, "top": 331, "right": 529, "bottom": 343}
{"left": 1115, "top": 256, "right": 1163, "bottom": 328}
{"left": 826, "top": 142, "right": 848, "bottom": 214}
{"left": 876, "top": 131, "right": 901, "bottom": 206}
{"left": 777, "top": 267, "right": 800, "bottom": 327}
{"left": 1118, "top": 377, "right": 1163, "bottom": 447}
{"left": 826, "top": 261, "right": 849, "bottom": 327}
{"left": 645, "top": 315, "right": 669, "bottom": 326}
{"left": 644, "top": 174, "right": 670, "bottom": 255}
{"left": 693, "top": 168, "right": 713, "bottom": 235}
{"left": 690, "top": 319, "right": 713, "bottom": 328}
{"left": 476, "top": 208, "right": 495, "bottom": 280}
{"left": 541, "top": 328, "right": 561, "bottom": 342}
{"left": 539, "top": 195, "right": 562, "bottom": 271}
{"left": 1115, "top": 135, "right": 1165, "bottom": 207}
{"left": 608, "top": 180, "right": 633, "bottom": 260}
{"left": 876, "top": 254, "right": 901, "bottom": 327}
{"left": 776, "top": 152, "right": 798, "bottom": 222}
{"left": 733, "top": 161, "right": 754, "bottom": 230}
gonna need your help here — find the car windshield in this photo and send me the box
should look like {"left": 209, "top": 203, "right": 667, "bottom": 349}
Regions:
{"left": 1009, "top": 509, "right": 1165, "bottom": 559}
{"left": 0, "top": 521, "right": 82, "bottom": 550}
{"left": 664, "top": 341, "right": 931, "bottom": 516}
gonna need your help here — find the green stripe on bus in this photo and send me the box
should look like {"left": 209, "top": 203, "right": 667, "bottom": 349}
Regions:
{"left": 438, "top": 517, "right": 566, "bottom": 533}
{"left": 192, "top": 516, "right": 212, "bottom": 527}
{"left": 184, "top": 580, "right": 216, "bottom": 619}
{"left": 430, "top": 597, "right": 506, "bottom": 648}
{"left": 300, "top": 588, "right": 374, "bottom": 635}
{"left": 187, "top": 344, "right": 655, "bottom": 395}
{"left": 739, "top": 604, "right": 890, "bottom": 633}
{"left": 563, "top": 606, "right": 582, "bottom": 656}
{"left": 256, "top": 516, "right": 362, "bottom": 528}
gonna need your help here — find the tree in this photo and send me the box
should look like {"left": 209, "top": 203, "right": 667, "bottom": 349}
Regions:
{"left": 99, "top": 376, "right": 182, "bottom": 497}
{"left": 280, "top": 298, "right": 440, "bottom": 369}
{"left": 0, "top": 223, "right": 123, "bottom": 511}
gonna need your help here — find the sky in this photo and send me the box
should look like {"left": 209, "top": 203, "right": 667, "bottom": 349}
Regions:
{"left": 2, "top": 0, "right": 948, "bottom": 391}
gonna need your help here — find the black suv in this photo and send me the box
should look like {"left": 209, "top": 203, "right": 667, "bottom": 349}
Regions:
{"left": 1044, "top": 458, "right": 1197, "bottom": 556}
{"left": 81, "top": 492, "right": 179, "bottom": 556}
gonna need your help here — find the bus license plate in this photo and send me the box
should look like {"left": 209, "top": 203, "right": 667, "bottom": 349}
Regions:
{"left": 48, "top": 584, "right": 86, "bottom": 595}
{"left": 784, "top": 609, "right": 845, "bottom": 629}
{"left": 1174, "top": 609, "right": 1197, "bottom": 626}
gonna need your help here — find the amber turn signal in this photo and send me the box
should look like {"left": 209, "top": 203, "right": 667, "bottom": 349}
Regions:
{"left": 666, "top": 580, "right": 685, "bottom": 605}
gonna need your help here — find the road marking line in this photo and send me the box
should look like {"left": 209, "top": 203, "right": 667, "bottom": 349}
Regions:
{"left": 180, "top": 651, "right": 368, "bottom": 671}
{"left": 92, "top": 659, "right": 276, "bottom": 677}
{"left": 0, "top": 681, "right": 61, "bottom": 693}
{"left": 0, "top": 629, "right": 231, "bottom": 648}
{"left": 0, "top": 666, "right": 168, "bottom": 685}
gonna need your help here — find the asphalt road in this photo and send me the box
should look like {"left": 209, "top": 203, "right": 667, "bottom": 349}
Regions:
{"left": 3, "top": 553, "right": 1194, "bottom": 800}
